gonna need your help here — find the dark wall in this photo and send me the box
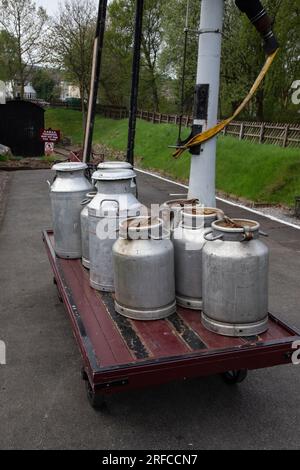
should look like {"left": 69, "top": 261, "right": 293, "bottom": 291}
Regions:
{"left": 0, "top": 100, "right": 45, "bottom": 157}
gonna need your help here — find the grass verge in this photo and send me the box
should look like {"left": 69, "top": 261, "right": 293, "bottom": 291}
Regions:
{"left": 46, "top": 108, "right": 300, "bottom": 207}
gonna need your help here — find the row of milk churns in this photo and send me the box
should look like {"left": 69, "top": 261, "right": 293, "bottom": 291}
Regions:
{"left": 49, "top": 162, "right": 269, "bottom": 338}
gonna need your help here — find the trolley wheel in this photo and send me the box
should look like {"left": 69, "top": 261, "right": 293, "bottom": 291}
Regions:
{"left": 53, "top": 277, "right": 63, "bottom": 303}
{"left": 85, "top": 381, "right": 105, "bottom": 410}
{"left": 222, "top": 369, "right": 248, "bottom": 385}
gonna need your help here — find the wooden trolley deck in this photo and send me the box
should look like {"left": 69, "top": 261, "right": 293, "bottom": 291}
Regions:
{"left": 43, "top": 230, "right": 300, "bottom": 407}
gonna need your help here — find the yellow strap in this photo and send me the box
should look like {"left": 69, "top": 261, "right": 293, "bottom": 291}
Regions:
{"left": 173, "top": 49, "right": 279, "bottom": 159}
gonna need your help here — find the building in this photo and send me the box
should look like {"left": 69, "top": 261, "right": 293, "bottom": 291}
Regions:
{"left": 60, "top": 81, "right": 81, "bottom": 102}
{"left": 23, "top": 83, "right": 37, "bottom": 100}
{"left": 4, "top": 81, "right": 37, "bottom": 100}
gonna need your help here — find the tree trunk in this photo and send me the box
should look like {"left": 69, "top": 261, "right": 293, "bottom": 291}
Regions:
{"left": 152, "top": 78, "right": 159, "bottom": 112}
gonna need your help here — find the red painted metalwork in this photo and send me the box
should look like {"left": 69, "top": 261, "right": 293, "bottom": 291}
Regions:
{"left": 43, "top": 230, "right": 300, "bottom": 398}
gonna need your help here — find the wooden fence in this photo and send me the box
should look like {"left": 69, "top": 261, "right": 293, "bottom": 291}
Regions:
{"left": 136, "top": 110, "right": 300, "bottom": 149}
{"left": 50, "top": 101, "right": 300, "bottom": 148}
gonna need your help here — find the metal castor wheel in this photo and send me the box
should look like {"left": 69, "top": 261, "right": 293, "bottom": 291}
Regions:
{"left": 222, "top": 369, "right": 248, "bottom": 385}
{"left": 85, "top": 381, "right": 105, "bottom": 410}
{"left": 53, "top": 277, "right": 63, "bottom": 303}
{"left": 82, "top": 368, "right": 106, "bottom": 410}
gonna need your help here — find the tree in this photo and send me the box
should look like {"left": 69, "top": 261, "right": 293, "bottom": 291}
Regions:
{"left": 51, "top": 0, "right": 96, "bottom": 126}
{"left": 140, "top": 0, "right": 164, "bottom": 111}
{"left": 0, "top": 30, "right": 18, "bottom": 83}
{"left": 31, "top": 68, "right": 56, "bottom": 101}
{"left": 220, "top": 0, "right": 300, "bottom": 121}
{"left": 100, "top": 0, "right": 135, "bottom": 107}
{"left": 0, "top": 0, "right": 48, "bottom": 98}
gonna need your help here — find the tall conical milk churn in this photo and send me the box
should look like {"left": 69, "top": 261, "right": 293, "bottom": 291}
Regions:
{"left": 80, "top": 192, "right": 97, "bottom": 269}
{"left": 49, "top": 162, "right": 92, "bottom": 259}
{"left": 97, "top": 161, "right": 137, "bottom": 196}
{"left": 202, "top": 218, "right": 269, "bottom": 337}
{"left": 173, "top": 207, "right": 224, "bottom": 310}
{"left": 113, "top": 217, "right": 176, "bottom": 320}
{"left": 88, "top": 169, "right": 142, "bottom": 292}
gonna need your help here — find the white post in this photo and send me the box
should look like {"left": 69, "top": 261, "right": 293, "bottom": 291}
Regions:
{"left": 188, "top": 0, "right": 224, "bottom": 207}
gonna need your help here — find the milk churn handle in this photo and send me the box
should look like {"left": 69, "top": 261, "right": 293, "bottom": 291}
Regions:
{"left": 100, "top": 199, "right": 120, "bottom": 215}
{"left": 81, "top": 198, "right": 91, "bottom": 206}
{"left": 47, "top": 175, "right": 57, "bottom": 189}
{"left": 241, "top": 226, "right": 254, "bottom": 242}
{"left": 204, "top": 229, "right": 224, "bottom": 242}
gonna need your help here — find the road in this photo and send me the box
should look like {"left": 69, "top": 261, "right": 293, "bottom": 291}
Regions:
{"left": 0, "top": 169, "right": 299, "bottom": 450}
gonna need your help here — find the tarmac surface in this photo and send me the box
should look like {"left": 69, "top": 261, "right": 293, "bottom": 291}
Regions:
{"left": 0, "top": 169, "right": 300, "bottom": 450}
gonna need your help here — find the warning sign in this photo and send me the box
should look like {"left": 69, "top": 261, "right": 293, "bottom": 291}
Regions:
{"left": 40, "top": 128, "right": 61, "bottom": 143}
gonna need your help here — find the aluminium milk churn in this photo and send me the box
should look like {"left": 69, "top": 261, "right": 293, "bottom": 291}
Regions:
{"left": 173, "top": 207, "right": 224, "bottom": 310}
{"left": 161, "top": 199, "right": 199, "bottom": 232}
{"left": 113, "top": 217, "right": 176, "bottom": 320}
{"left": 80, "top": 192, "right": 97, "bottom": 269}
{"left": 98, "top": 161, "right": 137, "bottom": 196}
{"left": 88, "top": 169, "right": 142, "bottom": 292}
{"left": 202, "top": 218, "right": 269, "bottom": 337}
{"left": 50, "top": 162, "right": 92, "bottom": 259}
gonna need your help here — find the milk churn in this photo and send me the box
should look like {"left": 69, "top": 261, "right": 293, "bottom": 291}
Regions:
{"left": 98, "top": 161, "right": 137, "bottom": 196}
{"left": 113, "top": 217, "right": 176, "bottom": 320}
{"left": 173, "top": 207, "right": 224, "bottom": 310}
{"left": 50, "top": 162, "right": 92, "bottom": 259}
{"left": 80, "top": 192, "right": 97, "bottom": 269}
{"left": 202, "top": 218, "right": 269, "bottom": 337}
{"left": 88, "top": 169, "right": 142, "bottom": 292}
{"left": 161, "top": 199, "right": 199, "bottom": 232}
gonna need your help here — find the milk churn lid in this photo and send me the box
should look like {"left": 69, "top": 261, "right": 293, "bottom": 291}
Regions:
{"left": 92, "top": 169, "right": 136, "bottom": 181}
{"left": 164, "top": 198, "right": 199, "bottom": 209}
{"left": 52, "top": 162, "right": 87, "bottom": 172}
{"left": 212, "top": 218, "right": 260, "bottom": 233}
{"left": 209, "top": 218, "right": 261, "bottom": 242}
{"left": 98, "top": 161, "right": 133, "bottom": 170}
{"left": 182, "top": 207, "right": 224, "bottom": 228}
{"left": 120, "top": 217, "right": 163, "bottom": 240}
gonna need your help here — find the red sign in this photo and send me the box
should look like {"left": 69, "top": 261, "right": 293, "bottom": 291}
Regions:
{"left": 40, "top": 128, "right": 61, "bottom": 143}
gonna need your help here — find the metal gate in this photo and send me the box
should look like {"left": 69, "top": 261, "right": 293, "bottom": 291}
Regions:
{"left": 0, "top": 100, "right": 45, "bottom": 157}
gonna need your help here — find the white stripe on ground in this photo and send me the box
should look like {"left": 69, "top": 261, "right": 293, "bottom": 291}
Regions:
{"left": 135, "top": 168, "right": 300, "bottom": 231}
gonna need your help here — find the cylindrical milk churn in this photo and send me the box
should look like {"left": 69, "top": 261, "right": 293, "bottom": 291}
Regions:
{"left": 173, "top": 207, "right": 224, "bottom": 310}
{"left": 113, "top": 217, "right": 176, "bottom": 320}
{"left": 98, "top": 161, "right": 137, "bottom": 196}
{"left": 81, "top": 192, "right": 97, "bottom": 269}
{"left": 161, "top": 199, "right": 200, "bottom": 232}
{"left": 202, "top": 218, "right": 269, "bottom": 337}
{"left": 50, "top": 162, "right": 92, "bottom": 259}
{"left": 88, "top": 169, "right": 142, "bottom": 292}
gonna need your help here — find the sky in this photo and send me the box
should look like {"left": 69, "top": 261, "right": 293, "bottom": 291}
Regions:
{"left": 36, "top": 0, "right": 61, "bottom": 15}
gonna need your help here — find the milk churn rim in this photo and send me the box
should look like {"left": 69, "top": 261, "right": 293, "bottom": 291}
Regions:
{"left": 52, "top": 162, "right": 88, "bottom": 172}
{"left": 163, "top": 198, "right": 199, "bottom": 209}
{"left": 120, "top": 217, "right": 163, "bottom": 240}
{"left": 212, "top": 218, "right": 260, "bottom": 233}
{"left": 182, "top": 207, "right": 222, "bottom": 219}
{"left": 92, "top": 169, "right": 136, "bottom": 181}
{"left": 98, "top": 161, "right": 133, "bottom": 170}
